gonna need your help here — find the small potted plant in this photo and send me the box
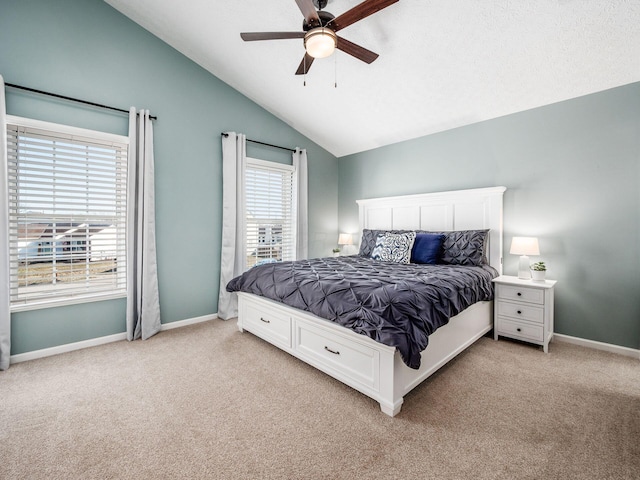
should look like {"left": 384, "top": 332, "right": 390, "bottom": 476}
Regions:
{"left": 530, "top": 261, "right": 546, "bottom": 281}
{"left": 332, "top": 248, "right": 341, "bottom": 257}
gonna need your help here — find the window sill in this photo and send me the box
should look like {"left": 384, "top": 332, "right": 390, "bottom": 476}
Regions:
{"left": 10, "top": 291, "right": 126, "bottom": 313}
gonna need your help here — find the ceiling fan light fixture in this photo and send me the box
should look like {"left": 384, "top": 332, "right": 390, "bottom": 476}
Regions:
{"left": 304, "top": 27, "right": 337, "bottom": 58}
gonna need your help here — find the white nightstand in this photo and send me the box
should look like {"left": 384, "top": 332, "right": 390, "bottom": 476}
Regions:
{"left": 492, "top": 275, "right": 557, "bottom": 353}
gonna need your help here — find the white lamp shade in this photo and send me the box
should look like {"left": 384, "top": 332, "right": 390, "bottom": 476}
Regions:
{"left": 510, "top": 237, "right": 540, "bottom": 256}
{"left": 304, "top": 28, "right": 337, "bottom": 58}
{"left": 338, "top": 233, "right": 353, "bottom": 246}
{"left": 510, "top": 236, "right": 540, "bottom": 279}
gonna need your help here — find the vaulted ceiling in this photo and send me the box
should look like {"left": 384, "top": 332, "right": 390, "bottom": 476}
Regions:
{"left": 105, "top": 0, "right": 640, "bottom": 157}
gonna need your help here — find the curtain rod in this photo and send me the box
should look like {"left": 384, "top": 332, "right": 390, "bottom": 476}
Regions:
{"left": 221, "top": 132, "right": 295, "bottom": 153}
{"left": 5, "top": 82, "right": 157, "bottom": 120}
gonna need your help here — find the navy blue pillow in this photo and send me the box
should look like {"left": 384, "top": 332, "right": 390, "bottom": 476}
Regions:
{"left": 411, "top": 233, "right": 445, "bottom": 264}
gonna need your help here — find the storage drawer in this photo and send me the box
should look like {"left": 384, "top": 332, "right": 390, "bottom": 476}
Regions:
{"left": 497, "top": 285, "right": 544, "bottom": 305}
{"left": 497, "top": 317, "right": 544, "bottom": 342}
{"left": 242, "top": 302, "right": 292, "bottom": 349}
{"left": 295, "top": 322, "right": 379, "bottom": 391}
{"left": 497, "top": 301, "right": 544, "bottom": 324}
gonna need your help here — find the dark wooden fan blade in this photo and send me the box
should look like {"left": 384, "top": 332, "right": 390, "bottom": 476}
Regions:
{"left": 336, "top": 36, "right": 379, "bottom": 63}
{"left": 295, "top": 53, "right": 315, "bottom": 75}
{"left": 241, "top": 32, "right": 305, "bottom": 41}
{"left": 329, "top": 0, "right": 399, "bottom": 32}
{"left": 295, "top": 0, "right": 320, "bottom": 26}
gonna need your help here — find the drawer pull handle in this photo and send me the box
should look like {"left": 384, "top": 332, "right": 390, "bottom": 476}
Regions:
{"left": 260, "top": 317, "right": 270, "bottom": 324}
{"left": 517, "top": 328, "right": 522, "bottom": 332}
{"left": 324, "top": 346, "right": 340, "bottom": 355}
{"left": 517, "top": 310, "right": 522, "bottom": 314}
{"left": 517, "top": 292, "right": 522, "bottom": 296}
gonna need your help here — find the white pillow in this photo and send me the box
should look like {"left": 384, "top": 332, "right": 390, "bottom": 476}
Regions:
{"left": 371, "top": 232, "right": 416, "bottom": 264}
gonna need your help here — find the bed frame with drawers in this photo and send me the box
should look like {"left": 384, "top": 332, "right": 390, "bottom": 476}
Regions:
{"left": 237, "top": 186, "right": 506, "bottom": 416}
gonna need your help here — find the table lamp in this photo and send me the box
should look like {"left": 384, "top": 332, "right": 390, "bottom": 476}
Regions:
{"left": 338, "top": 233, "right": 353, "bottom": 255}
{"left": 510, "top": 236, "right": 540, "bottom": 280}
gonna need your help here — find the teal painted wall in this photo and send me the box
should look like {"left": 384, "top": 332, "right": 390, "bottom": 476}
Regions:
{"left": 1, "top": 0, "right": 339, "bottom": 354}
{"left": 2, "top": 0, "right": 637, "bottom": 356}
{"left": 339, "top": 82, "right": 640, "bottom": 350}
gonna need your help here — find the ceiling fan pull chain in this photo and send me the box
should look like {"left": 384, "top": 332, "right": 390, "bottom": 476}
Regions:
{"left": 334, "top": 53, "right": 337, "bottom": 88}
{"left": 304, "top": 55, "right": 307, "bottom": 86}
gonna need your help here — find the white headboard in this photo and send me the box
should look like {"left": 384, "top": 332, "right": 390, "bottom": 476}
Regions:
{"left": 356, "top": 186, "right": 507, "bottom": 274}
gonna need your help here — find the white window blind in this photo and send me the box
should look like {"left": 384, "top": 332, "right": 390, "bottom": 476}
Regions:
{"left": 244, "top": 158, "right": 296, "bottom": 270}
{"left": 6, "top": 116, "right": 129, "bottom": 309}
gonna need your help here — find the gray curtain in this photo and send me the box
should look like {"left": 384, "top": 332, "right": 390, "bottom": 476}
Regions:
{"left": 293, "top": 148, "right": 308, "bottom": 260}
{"left": 0, "top": 75, "right": 10, "bottom": 370}
{"left": 218, "top": 132, "right": 246, "bottom": 320}
{"left": 126, "top": 108, "right": 161, "bottom": 340}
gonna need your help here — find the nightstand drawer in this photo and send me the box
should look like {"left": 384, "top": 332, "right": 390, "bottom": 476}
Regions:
{"left": 497, "top": 301, "right": 544, "bottom": 324}
{"left": 497, "top": 317, "right": 544, "bottom": 342}
{"left": 497, "top": 285, "right": 544, "bottom": 305}
{"left": 243, "top": 302, "right": 292, "bottom": 350}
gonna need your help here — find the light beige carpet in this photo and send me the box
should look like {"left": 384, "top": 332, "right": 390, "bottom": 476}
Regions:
{"left": 1, "top": 319, "right": 638, "bottom": 480}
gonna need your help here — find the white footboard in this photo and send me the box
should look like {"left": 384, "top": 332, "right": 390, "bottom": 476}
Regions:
{"left": 237, "top": 292, "right": 492, "bottom": 416}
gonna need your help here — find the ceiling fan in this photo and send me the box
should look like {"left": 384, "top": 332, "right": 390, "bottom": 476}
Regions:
{"left": 240, "top": 0, "right": 399, "bottom": 75}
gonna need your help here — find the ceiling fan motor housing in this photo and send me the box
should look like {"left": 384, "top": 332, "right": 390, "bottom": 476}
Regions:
{"left": 303, "top": 10, "right": 335, "bottom": 31}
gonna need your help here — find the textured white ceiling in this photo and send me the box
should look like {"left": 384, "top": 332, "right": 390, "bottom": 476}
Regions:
{"left": 105, "top": 0, "right": 640, "bottom": 157}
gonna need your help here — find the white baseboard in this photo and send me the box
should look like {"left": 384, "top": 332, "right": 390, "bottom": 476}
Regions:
{"left": 553, "top": 333, "right": 640, "bottom": 360}
{"left": 10, "top": 313, "right": 218, "bottom": 365}
{"left": 160, "top": 313, "right": 218, "bottom": 331}
{"left": 10, "top": 332, "right": 128, "bottom": 365}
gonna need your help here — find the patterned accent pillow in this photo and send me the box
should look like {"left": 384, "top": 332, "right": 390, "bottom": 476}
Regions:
{"left": 371, "top": 232, "right": 416, "bottom": 264}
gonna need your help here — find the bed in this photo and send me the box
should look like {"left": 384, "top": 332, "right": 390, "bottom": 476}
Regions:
{"left": 229, "top": 186, "right": 506, "bottom": 416}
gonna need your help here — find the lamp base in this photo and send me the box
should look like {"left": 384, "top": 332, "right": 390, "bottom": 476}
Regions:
{"left": 517, "top": 255, "right": 531, "bottom": 280}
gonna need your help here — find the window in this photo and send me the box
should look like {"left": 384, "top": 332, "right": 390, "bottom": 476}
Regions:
{"left": 6, "top": 116, "right": 129, "bottom": 310}
{"left": 244, "top": 158, "right": 296, "bottom": 270}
